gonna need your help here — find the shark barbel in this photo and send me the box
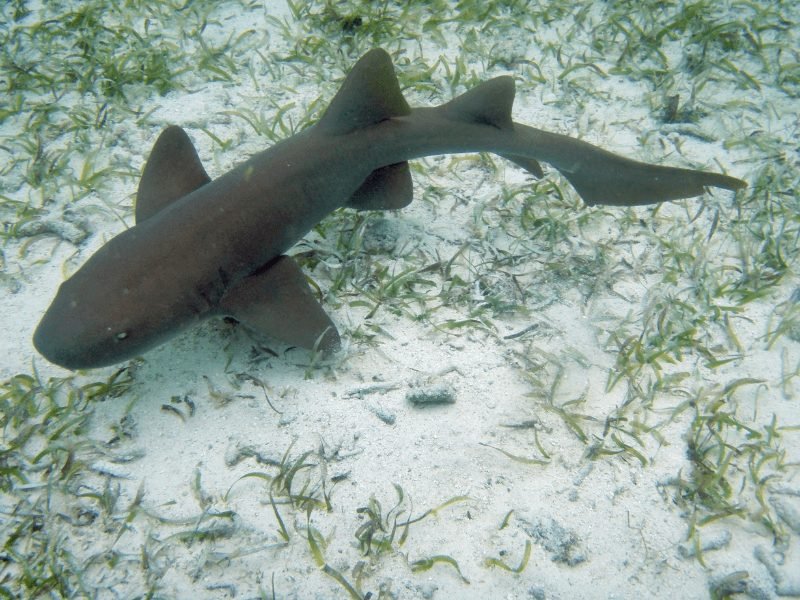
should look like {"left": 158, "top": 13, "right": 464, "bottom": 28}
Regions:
{"left": 33, "top": 49, "right": 745, "bottom": 370}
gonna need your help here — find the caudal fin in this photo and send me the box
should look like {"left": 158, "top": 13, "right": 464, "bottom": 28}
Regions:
{"left": 552, "top": 142, "right": 746, "bottom": 206}
{"left": 508, "top": 125, "right": 746, "bottom": 206}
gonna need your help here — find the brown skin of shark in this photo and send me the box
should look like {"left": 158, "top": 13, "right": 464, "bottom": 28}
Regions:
{"left": 33, "top": 49, "right": 745, "bottom": 370}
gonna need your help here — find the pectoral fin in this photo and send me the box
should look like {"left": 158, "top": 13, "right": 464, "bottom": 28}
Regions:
{"left": 347, "top": 162, "right": 414, "bottom": 210}
{"left": 219, "top": 256, "right": 340, "bottom": 354}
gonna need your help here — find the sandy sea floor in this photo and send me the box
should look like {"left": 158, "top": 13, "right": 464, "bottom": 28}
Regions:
{"left": 1, "top": 1, "right": 799, "bottom": 598}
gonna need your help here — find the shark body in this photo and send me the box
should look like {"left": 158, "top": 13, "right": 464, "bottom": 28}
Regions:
{"left": 33, "top": 49, "right": 745, "bottom": 370}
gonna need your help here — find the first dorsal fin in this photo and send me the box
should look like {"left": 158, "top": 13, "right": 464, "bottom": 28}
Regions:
{"left": 136, "top": 125, "right": 211, "bottom": 223}
{"left": 442, "top": 76, "right": 515, "bottom": 130}
{"left": 316, "top": 48, "right": 411, "bottom": 135}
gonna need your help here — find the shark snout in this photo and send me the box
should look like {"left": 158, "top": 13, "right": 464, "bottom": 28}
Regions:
{"left": 32, "top": 298, "right": 106, "bottom": 370}
{"left": 33, "top": 310, "right": 90, "bottom": 370}
{"left": 32, "top": 285, "right": 134, "bottom": 371}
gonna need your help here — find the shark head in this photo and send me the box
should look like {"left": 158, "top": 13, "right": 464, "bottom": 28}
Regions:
{"left": 32, "top": 272, "right": 180, "bottom": 370}
{"left": 32, "top": 233, "right": 203, "bottom": 371}
{"left": 33, "top": 301, "right": 133, "bottom": 371}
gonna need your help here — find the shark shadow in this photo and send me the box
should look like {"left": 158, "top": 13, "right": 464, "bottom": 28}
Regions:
{"left": 33, "top": 49, "right": 746, "bottom": 370}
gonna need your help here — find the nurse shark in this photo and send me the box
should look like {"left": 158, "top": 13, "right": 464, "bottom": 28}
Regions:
{"left": 33, "top": 49, "right": 745, "bottom": 370}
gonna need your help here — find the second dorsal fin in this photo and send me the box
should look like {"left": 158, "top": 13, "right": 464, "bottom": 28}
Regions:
{"left": 442, "top": 76, "right": 516, "bottom": 130}
{"left": 136, "top": 126, "right": 211, "bottom": 223}
{"left": 316, "top": 49, "right": 411, "bottom": 135}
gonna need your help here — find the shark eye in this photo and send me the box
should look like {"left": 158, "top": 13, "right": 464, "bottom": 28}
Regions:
{"left": 116, "top": 331, "right": 129, "bottom": 340}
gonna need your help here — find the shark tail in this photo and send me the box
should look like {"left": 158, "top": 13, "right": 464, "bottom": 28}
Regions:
{"left": 541, "top": 135, "right": 747, "bottom": 206}
{"left": 437, "top": 71, "right": 744, "bottom": 204}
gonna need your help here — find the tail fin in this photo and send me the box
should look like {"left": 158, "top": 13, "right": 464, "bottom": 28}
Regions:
{"left": 317, "top": 49, "right": 410, "bottom": 135}
{"left": 553, "top": 143, "right": 746, "bottom": 206}
{"left": 509, "top": 126, "right": 746, "bottom": 206}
